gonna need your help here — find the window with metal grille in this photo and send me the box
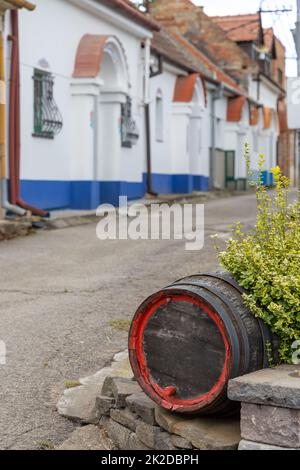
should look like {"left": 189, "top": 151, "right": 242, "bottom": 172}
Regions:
{"left": 33, "top": 69, "right": 63, "bottom": 139}
{"left": 121, "top": 96, "right": 139, "bottom": 148}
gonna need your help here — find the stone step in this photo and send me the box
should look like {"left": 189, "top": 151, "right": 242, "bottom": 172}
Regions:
{"left": 155, "top": 407, "right": 240, "bottom": 450}
{"left": 239, "top": 439, "right": 299, "bottom": 451}
{"left": 228, "top": 365, "right": 300, "bottom": 409}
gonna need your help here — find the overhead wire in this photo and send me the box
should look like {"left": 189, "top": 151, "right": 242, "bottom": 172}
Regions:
{"left": 260, "top": 0, "right": 297, "bottom": 71}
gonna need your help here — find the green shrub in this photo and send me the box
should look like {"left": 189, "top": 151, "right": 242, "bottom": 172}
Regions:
{"left": 219, "top": 145, "right": 300, "bottom": 363}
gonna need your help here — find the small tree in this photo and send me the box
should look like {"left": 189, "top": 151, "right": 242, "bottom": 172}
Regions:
{"left": 218, "top": 144, "right": 300, "bottom": 363}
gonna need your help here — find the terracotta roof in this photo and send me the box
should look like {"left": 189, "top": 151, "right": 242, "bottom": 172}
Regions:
{"left": 263, "top": 107, "right": 274, "bottom": 129}
{"left": 73, "top": 34, "right": 109, "bottom": 78}
{"left": 173, "top": 73, "right": 199, "bottom": 102}
{"left": 211, "top": 14, "right": 261, "bottom": 43}
{"left": 151, "top": 29, "right": 211, "bottom": 75}
{"left": 100, "top": 0, "right": 159, "bottom": 31}
{"left": 150, "top": 26, "right": 243, "bottom": 93}
{"left": 227, "top": 96, "right": 247, "bottom": 122}
{"left": 211, "top": 15, "right": 279, "bottom": 55}
{"left": 250, "top": 105, "right": 260, "bottom": 126}
{"left": 149, "top": 0, "right": 258, "bottom": 85}
{"left": 170, "top": 31, "right": 243, "bottom": 92}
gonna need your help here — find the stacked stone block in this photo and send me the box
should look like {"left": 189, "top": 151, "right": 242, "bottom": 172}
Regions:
{"left": 228, "top": 365, "right": 300, "bottom": 451}
{"left": 98, "top": 377, "right": 240, "bottom": 450}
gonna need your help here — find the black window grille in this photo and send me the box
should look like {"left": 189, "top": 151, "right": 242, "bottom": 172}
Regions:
{"left": 33, "top": 69, "right": 63, "bottom": 139}
{"left": 121, "top": 96, "right": 139, "bottom": 148}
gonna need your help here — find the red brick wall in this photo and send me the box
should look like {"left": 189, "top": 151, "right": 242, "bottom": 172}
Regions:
{"left": 272, "top": 37, "right": 286, "bottom": 89}
{"left": 278, "top": 130, "right": 296, "bottom": 184}
{"left": 150, "top": 0, "right": 257, "bottom": 85}
{"left": 150, "top": 0, "right": 297, "bottom": 183}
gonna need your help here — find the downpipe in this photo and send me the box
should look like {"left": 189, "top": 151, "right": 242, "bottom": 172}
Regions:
{"left": 1, "top": 177, "right": 25, "bottom": 215}
{"left": 143, "top": 37, "right": 157, "bottom": 197}
{"left": 9, "top": 10, "right": 49, "bottom": 217}
{"left": 210, "top": 83, "right": 224, "bottom": 190}
{"left": 0, "top": 24, "right": 26, "bottom": 216}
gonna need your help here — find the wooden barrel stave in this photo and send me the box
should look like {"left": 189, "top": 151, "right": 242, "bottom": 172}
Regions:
{"left": 128, "top": 273, "right": 278, "bottom": 416}
{"left": 174, "top": 276, "right": 265, "bottom": 371}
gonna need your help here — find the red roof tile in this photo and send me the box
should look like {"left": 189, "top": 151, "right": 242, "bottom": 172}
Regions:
{"left": 250, "top": 105, "right": 260, "bottom": 126}
{"left": 149, "top": 0, "right": 257, "bottom": 85}
{"left": 151, "top": 29, "right": 208, "bottom": 75}
{"left": 211, "top": 14, "right": 261, "bottom": 43}
{"left": 73, "top": 34, "right": 109, "bottom": 78}
{"left": 173, "top": 73, "right": 198, "bottom": 102}
{"left": 263, "top": 107, "right": 273, "bottom": 129}
{"left": 227, "top": 95, "right": 247, "bottom": 122}
{"left": 171, "top": 32, "right": 243, "bottom": 92}
{"left": 100, "top": 0, "right": 159, "bottom": 31}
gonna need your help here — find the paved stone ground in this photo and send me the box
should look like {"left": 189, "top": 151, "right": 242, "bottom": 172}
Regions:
{"left": 0, "top": 192, "right": 269, "bottom": 449}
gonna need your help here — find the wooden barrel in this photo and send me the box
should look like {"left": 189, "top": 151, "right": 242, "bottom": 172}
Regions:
{"left": 129, "top": 272, "right": 278, "bottom": 416}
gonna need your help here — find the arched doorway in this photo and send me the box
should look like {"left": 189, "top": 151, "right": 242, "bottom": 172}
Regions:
{"left": 172, "top": 74, "right": 207, "bottom": 193}
{"left": 225, "top": 96, "right": 251, "bottom": 190}
{"left": 70, "top": 34, "right": 131, "bottom": 208}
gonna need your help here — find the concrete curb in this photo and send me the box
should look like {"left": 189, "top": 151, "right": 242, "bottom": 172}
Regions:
{"left": 44, "top": 189, "right": 252, "bottom": 231}
{"left": 0, "top": 219, "right": 33, "bottom": 242}
{"left": 0, "top": 189, "right": 254, "bottom": 241}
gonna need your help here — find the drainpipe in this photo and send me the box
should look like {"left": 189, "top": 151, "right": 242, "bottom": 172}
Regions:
{"left": 0, "top": 15, "right": 26, "bottom": 216}
{"left": 145, "top": 102, "right": 155, "bottom": 195}
{"left": 9, "top": 9, "right": 49, "bottom": 217}
{"left": 144, "top": 37, "right": 157, "bottom": 196}
{"left": 210, "top": 83, "right": 223, "bottom": 189}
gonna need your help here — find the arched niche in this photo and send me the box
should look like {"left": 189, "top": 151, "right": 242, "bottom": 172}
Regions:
{"left": 70, "top": 34, "right": 132, "bottom": 208}
{"left": 73, "top": 34, "right": 130, "bottom": 91}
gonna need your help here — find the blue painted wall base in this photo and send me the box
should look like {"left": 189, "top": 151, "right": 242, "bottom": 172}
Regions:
{"left": 20, "top": 173, "right": 210, "bottom": 210}
{"left": 249, "top": 170, "right": 275, "bottom": 187}
{"left": 261, "top": 170, "right": 274, "bottom": 186}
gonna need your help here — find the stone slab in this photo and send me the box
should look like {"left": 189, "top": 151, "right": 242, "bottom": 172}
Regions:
{"left": 241, "top": 403, "right": 300, "bottom": 448}
{"left": 110, "top": 408, "right": 140, "bottom": 432}
{"left": 101, "top": 376, "right": 115, "bottom": 397}
{"left": 110, "top": 378, "right": 141, "bottom": 408}
{"left": 171, "top": 435, "right": 193, "bottom": 449}
{"left": 56, "top": 425, "right": 115, "bottom": 450}
{"left": 96, "top": 395, "right": 115, "bottom": 417}
{"left": 239, "top": 439, "right": 299, "bottom": 451}
{"left": 57, "top": 349, "right": 133, "bottom": 423}
{"left": 104, "top": 418, "right": 150, "bottom": 450}
{"left": 103, "top": 418, "right": 132, "bottom": 449}
{"left": 126, "top": 392, "right": 156, "bottom": 425}
{"left": 57, "top": 384, "right": 101, "bottom": 424}
{"left": 136, "top": 422, "right": 175, "bottom": 450}
{"left": 155, "top": 407, "right": 240, "bottom": 450}
{"left": 228, "top": 365, "right": 300, "bottom": 409}
{"left": 127, "top": 433, "right": 152, "bottom": 451}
